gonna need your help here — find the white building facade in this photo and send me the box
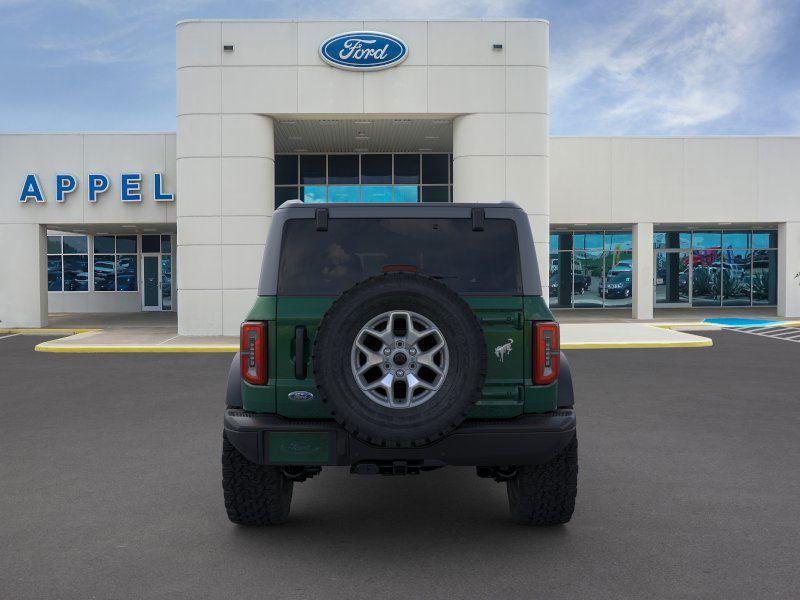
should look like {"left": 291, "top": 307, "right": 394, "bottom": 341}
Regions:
{"left": 1, "top": 19, "right": 798, "bottom": 332}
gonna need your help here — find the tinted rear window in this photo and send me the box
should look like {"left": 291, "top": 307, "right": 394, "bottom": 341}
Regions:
{"left": 277, "top": 218, "right": 521, "bottom": 295}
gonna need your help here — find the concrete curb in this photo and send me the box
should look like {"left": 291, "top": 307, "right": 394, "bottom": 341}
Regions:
{"left": 35, "top": 343, "right": 237, "bottom": 353}
{"left": 562, "top": 338, "right": 713, "bottom": 350}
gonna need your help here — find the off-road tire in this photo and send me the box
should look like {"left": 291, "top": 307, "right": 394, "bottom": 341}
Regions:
{"left": 222, "top": 433, "right": 293, "bottom": 525}
{"left": 313, "top": 272, "right": 486, "bottom": 448}
{"left": 507, "top": 435, "right": 577, "bottom": 525}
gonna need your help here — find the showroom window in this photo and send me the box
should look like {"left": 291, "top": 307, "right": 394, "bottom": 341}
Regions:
{"left": 47, "top": 235, "right": 89, "bottom": 292}
{"left": 549, "top": 231, "right": 633, "bottom": 309}
{"left": 654, "top": 229, "right": 777, "bottom": 307}
{"left": 274, "top": 153, "right": 453, "bottom": 208}
{"left": 93, "top": 235, "right": 138, "bottom": 292}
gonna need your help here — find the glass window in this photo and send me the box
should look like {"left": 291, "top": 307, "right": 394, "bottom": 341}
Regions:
{"left": 361, "top": 154, "right": 391, "bottom": 184}
{"left": 361, "top": 186, "right": 392, "bottom": 203}
{"left": 275, "top": 155, "right": 298, "bottom": 185}
{"left": 722, "top": 231, "right": 750, "bottom": 249}
{"left": 604, "top": 232, "right": 632, "bottom": 251}
{"left": 655, "top": 251, "right": 690, "bottom": 305}
{"left": 47, "top": 235, "right": 62, "bottom": 254}
{"left": 278, "top": 218, "right": 521, "bottom": 295}
{"left": 722, "top": 249, "right": 751, "bottom": 306}
{"left": 573, "top": 251, "right": 603, "bottom": 307}
{"left": 276, "top": 186, "right": 300, "bottom": 208}
{"left": 63, "top": 255, "right": 89, "bottom": 291}
{"left": 93, "top": 255, "right": 116, "bottom": 291}
{"left": 303, "top": 185, "right": 327, "bottom": 203}
{"left": 421, "top": 154, "right": 448, "bottom": 184}
{"left": 393, "top": 185, "right": 419, "bottom": 203}
{"left": 141, "top": 234, "right": 160, "bottom": 253}
{"left": 327, "top": 186, "right": 360, "bottom": 203}
{"left": 47, "top": 256, "right": 62, "bottom": 291}
{"left": 161, "top": 255, "right": 172, "bottom": 310}
{"left": 654, "top": 231, "right": 691, "bottom": 249}
{"left": 691, "top": 250, "right": 721, "bottom": 306}
{"left": 94, "top": 235, "right": 115, "bottom": 253}
{"left": 752, "top": 249, "right": 777, "bottom": 305}
{"left": 161, "top": 235, "right": 171, "bottom": 254}
{"left": 421, "top": 186, "right": 449, "bottom": 203}
{"left": 692, "top": 231, "right": 721, "bottom": 249}
{"left": 62, "top": 235, "right": 88, "bottom": 254}
{"left": 604, "top": 251, "right": 633, "bottom": 307}
{"left": 573, "top": 233, "right": 603, "bottom": 250}
{"left": 549, "top": 249, "right": 572, "bottom": 309}
{"left": 116, "top": 235, "right": 137, "bottom": 254}
{"left": 394, "top": 154, "right": 420, "bottom": 184}
{"left": 117, "top": 256, "right": 137, "bottom": 291}
{"left": 752, "top": 230, "right": 778, "bottom": 249}
{"left": 328, "top": 155, "right": 359, "bottom": 184}
{"left": 300, "top": 155, "right": 326, "bottom": 184}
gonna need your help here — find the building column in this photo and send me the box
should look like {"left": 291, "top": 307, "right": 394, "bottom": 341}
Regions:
{"left": 0, "top": 224, "right": 47, "bottom": 328}
{"left": 632, "top": 222, "right": 654, "bottom": 320}
{"left": 778, "top": 221, "right": 800, "bottom": 318}
{"left": 177, "top": 113, "right": 274, "bottom": 336}
{"left": 453, "top": 112, "right": 549, "bottom": 297}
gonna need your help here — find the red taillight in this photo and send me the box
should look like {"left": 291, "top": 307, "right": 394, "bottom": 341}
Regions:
{"left": 533, "top": 322, "right": 560, "bottom": 385}
{"left": 240, "top": 321, "right": 267, "bottom": 385}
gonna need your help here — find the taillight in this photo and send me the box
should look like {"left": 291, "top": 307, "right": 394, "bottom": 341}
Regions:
{"left": 533, "top": 322, "right": 560, "bottom": 385}
{"left": 240, "top": 321, "right": 267, "bottom": 385}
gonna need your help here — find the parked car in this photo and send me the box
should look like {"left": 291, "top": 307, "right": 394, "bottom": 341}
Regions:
{"left": 223, "top": 201, "right": 577, "bottom": 526}
{"left": 599, "top": 272, "right": 632, "bottom": 299}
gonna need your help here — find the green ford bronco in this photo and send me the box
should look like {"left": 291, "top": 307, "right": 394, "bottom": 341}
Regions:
{"left": 223, "top": 201, "right": 577, "bottom": 526}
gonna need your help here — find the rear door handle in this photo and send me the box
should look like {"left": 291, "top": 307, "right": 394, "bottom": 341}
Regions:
{"left": 294, "top": 326, "right": 307, "bottom": 380}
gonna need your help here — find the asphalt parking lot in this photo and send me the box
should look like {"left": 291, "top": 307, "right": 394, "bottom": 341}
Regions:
{"left": 2, "top": 331, "right": 799, "bottom": 599}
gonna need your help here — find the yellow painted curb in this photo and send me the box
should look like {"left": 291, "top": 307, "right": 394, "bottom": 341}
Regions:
{"left": 0, "top": 328, "right": 100, "bottom": 335}
{"left": 562, "top": 339, "right": 713, "bottom": 350}
{"left": 35, "top": 343, "right": 237, "bottom": 353}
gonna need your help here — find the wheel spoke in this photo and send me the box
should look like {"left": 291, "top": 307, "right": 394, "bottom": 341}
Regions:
{"left": 407, "top": 327, "right": 436, "bottom": 346}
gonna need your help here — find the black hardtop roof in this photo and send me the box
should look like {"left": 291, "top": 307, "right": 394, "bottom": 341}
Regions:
{"left": 274, "top": 200, "right": 524, "bottom": 218}
{"left": 259, "top": 200, "right": 542, "bottom": 296}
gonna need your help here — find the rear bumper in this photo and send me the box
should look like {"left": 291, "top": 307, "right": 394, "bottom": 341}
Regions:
{"left": 223, "top": 409, "right": 576, "bottom": 468}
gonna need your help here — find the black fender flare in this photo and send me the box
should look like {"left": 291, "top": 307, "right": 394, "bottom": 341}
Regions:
{"left": 226, "top": 352, "right": 243, "bottom": 408}
{"left": 557, "top": 351, "right": 574, "bottom": 408}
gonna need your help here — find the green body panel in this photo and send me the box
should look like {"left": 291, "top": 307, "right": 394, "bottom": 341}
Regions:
{"left": 241, "top": 293, "right": 559, "bottom": 418}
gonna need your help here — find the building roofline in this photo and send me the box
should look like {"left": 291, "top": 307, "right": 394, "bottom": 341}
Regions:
{"left": 176, "top": 18, "right": 549, "bottom": 26}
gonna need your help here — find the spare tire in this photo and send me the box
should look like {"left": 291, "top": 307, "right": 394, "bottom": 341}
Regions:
{"left": 313, "top": 272, "right": 486, "bottom": 448}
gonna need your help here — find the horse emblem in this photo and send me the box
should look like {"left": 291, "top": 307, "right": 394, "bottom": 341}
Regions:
{"left": 494, "top": 338, "right": 514, "bottom": 362}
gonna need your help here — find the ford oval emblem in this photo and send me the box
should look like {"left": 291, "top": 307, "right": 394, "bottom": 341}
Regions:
{"left": 319, "top": 31, "right": 408, "bottom": 71}
{"left": 288, "top": 390, "right": 314, "bottom": 402}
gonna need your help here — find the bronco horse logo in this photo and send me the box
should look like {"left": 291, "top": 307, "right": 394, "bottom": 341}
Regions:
{"left": 494, "top": 338, "right": 514, "bottom": 362}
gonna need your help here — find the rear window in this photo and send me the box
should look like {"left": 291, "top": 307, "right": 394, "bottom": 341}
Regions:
{"left": 277, "top": 217, "right": 521, "bottom": 295}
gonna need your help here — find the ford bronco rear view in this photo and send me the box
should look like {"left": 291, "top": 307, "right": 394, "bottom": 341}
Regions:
{"left": 222, "top": 201, "right": 577, "bottom": 526}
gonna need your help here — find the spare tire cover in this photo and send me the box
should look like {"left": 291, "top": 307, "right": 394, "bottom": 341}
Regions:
{"left": 313, "top": 272, "right": 486, "bottom": 447}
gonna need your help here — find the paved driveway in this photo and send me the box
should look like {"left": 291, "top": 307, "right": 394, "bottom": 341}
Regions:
{"left": 1, "top": 332, "right": 798, "bottom": 599}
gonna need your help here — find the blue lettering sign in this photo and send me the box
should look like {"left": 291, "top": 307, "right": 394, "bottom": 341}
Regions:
{"left": 153, "top": 173, "right": 174, "bottom": 202}
{"left": 319, "top": 31, "right": 408, "bottom": 70}
{"left": 19, "top": 174, "right": 45, "bottom": 203}
{"left": 56, "top": 174, "right": 77, "bottom": 202}
{"left": 87, "top": 173, "right": 109, "bottom": 203}
{"left": 121, "top": 173, "right": 142, "bottom": 202}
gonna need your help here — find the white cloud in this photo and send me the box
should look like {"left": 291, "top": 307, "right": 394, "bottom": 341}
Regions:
{"left": 551, "top": 0, "right": 790, "bottom": 133}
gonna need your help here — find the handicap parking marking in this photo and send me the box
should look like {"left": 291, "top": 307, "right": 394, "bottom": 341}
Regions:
{"left": 724, "top": 325, "right": 800, "bottom": 344}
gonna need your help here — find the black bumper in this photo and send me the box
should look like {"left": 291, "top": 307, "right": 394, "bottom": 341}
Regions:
{"left": 223, "top": 409, "right": 576, "bottom": 468}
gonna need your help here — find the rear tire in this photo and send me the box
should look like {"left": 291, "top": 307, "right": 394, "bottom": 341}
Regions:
{"left": 507, "top": 435, "right": 577, "bottom": 525}
{"left": 222, "top": 433, "right": 293, "bottom": 525}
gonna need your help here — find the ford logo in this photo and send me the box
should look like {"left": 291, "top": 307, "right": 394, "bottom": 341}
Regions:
{"left": 319, "top": 31, "right": 408, "bottom": 71}
{"left": 288, "top": 390, "right": 314, "bottom": 402}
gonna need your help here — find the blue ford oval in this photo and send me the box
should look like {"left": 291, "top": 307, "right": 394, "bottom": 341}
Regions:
{"left": 319, "top": 31, "right": 408, "bottom": 71}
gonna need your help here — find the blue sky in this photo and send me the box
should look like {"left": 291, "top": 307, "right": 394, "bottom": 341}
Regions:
{"left": 1, "top": 0, "right": 798, "bottom": 135}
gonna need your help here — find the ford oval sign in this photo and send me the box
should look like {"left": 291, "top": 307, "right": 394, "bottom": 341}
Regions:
{"left": 319, "top": 31, "right": 408, "bottom": 71}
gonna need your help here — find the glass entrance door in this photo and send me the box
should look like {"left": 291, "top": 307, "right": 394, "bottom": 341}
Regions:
{"left": 142, "top": 255, "right": 161, "bottom": 311}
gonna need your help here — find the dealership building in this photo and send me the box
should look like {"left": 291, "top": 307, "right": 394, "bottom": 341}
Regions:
{"left": 1, "top": 19, "right": 799, "bottom": 335}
